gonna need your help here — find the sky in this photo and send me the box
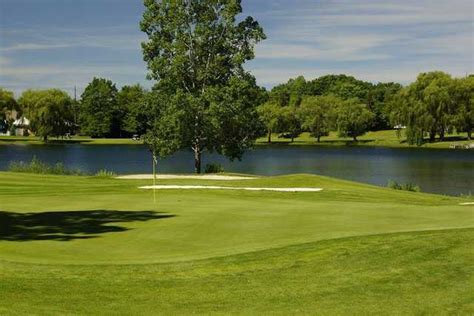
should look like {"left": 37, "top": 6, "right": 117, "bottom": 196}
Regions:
{"left": 0, "top": 0, "right": 473, "bottom": 96}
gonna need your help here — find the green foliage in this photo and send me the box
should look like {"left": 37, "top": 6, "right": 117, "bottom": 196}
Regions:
{"left": 267, "top": 74, "right": 400, "bottom": 131}
{"left": 204, "top": 163, "right": 224, "bottom": 174}
{"left": 8, "top": 156, "right": 84, "bottom": 175}
{"left": 367, "top": 82, "right": 402, "bottom": 130}
{"left": 278, "top": 105, "right": 301, "bottom": 142}
{"left": 141, "top": 0, "right": 265, "bottom": 173}
{"left": 94, "top": 169, "right": 117, "bottom": 178}
{"left": 18, "top": 89, "right": 73, "bottom": 141}
{"left": 299, "top": 95, "right": 342, "bottom": 142}
{"left": 0, "top": 88, "right": 18, "bottom": 133}
{"left": 388, "top": 180, "right": 421, "bottom": 192}
{"left": 257, "top": 102, "right": 282, "bottom": 143}
{"left": 306, "top": 74, "right": 371, "bottom": 99}
{"left": 117, "top": 84, "right": 148, "bottom": 136}
{"left": 390, "top": 71, "right": 456, "bottom": 145}
{"left": 79, "top": 78, "right": 119, "bottom": 138}
{"left": 334, "top": 98, "right": 374, "bottom": 141}
{"left": 451, "top": 76, "right": 474, "bottom": 140}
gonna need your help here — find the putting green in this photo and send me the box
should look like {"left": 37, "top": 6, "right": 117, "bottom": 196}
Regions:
{"left": 1, "top": 172, "right": 474, "bottom": 314}
{"left": 0, "top": 172, "right": 472, "bottom": 265}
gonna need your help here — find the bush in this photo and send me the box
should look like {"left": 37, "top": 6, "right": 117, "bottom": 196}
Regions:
{"left": 387, "top": 180, "right": 421, "bottom": 192}
{"left": 7, "top": 156, "right": 84, "bottom": 176}
{"left": 204, "top": 163, "right": 224, "bottom": 174}
{"left": 94, "top": 169, "right": 117, "bottom": 178}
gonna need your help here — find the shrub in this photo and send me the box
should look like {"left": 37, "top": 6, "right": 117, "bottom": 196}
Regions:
{"left": 94, "top": 169, "right": 117, "bottom": 178}
{"left": 7, "top": 156, "right": 84, "bottom": 175}
{"left": 204, "top": 163, "right": 224, "bottom": 174}
{"left": 388, "top": 180, "right": 421, "bottom": 192}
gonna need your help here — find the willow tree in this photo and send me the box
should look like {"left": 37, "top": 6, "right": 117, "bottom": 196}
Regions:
{"left": 18, "top": 89, "right": 73, "bottom": 141}
{"left": 0, "top": 88, "right": 18, "bottom": 132}
{"left": 452, "top": 76, "right": 474, "bottom": 140}
{"left": 141, "top": 0, "right": 266, "bottom": 173}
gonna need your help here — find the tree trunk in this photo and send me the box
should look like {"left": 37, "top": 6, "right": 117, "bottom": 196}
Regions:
{"left": 353, "top": 135, "right": 357, "bottom": 142}
{"left": 468, "top": 130, "right": 472, "bottom": 140}
{"left": 291, "top": 134, "right": 294, "bottom": 143}
{"left": 267, "top": 130, "right": 272, "bottom": 143}
{"left": 317, "top": 135, "right": 321, "bottom": 143}
{"left": 194, "top": 147, "right": 202, "bottom": 174}
{"left": 429, "top": 130, "right": 436, "bottom": 142}
{"left": 43, "top": 135, "right": 48, "bottom": 142}
{"left": 439, "top": 127, "right": 445, "bottom": 141}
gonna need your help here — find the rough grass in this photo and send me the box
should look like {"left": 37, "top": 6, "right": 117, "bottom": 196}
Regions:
{"left": 0, "top": 172, "right": 473, "bottom": 314}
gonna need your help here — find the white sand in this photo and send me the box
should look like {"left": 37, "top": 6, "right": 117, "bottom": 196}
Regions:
{"left": 459, "top": 202, "right": 474, "bottom": 206}
{"left": 139, "top": 185, "right": 323, "bottom": 192}
{"left": 117, "top": 174, "right": 256, "bottom": 180}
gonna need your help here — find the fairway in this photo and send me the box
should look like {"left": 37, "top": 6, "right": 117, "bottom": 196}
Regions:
{"left": 0, "top": 172, "right": 473, "bottom": 314}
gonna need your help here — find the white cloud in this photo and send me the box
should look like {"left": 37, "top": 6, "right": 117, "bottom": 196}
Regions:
{"left": 255, "top": 33, "right": 400, "bottom": 61}
{"left": 0, "top": 33, "right": 145, "bottom": 52}
{"left": 0, "top": 56, "right": 10, "bottom": 65}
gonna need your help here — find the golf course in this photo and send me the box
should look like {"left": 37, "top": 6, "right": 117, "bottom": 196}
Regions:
{"left": 1, "top": 171, "right": 473, "bottom": 314}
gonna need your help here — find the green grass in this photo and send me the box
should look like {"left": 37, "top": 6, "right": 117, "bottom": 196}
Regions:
{"left": 0, "top": 135, "right": 142, "bottom": 145}
{"left": 2, "top": 129, "right": 472, "bottom": 149}
{"left": 256, "top": 130, "right": 473, "bottom": 149}
{"left": 0, "top": 172, "right": 473, "bottom": 314}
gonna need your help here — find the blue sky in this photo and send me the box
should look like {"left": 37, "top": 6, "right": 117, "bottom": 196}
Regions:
{"left": 0, "top": 0, "right": 472, "bottom": 96}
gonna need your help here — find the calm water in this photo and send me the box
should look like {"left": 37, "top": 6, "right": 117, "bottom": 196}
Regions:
{"left": 0, "top": 144, "right": 473, "bottom": 196}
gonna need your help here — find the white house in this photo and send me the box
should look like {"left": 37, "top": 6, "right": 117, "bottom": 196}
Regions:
{"left": 13, "top": 117, "right": 32, "bottom": 136}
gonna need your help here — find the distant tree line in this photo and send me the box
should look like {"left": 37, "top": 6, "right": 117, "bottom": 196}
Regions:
{"left": 256, "top": 72, "right": 473, "bottom": 144}
{"left": 0, "top": 80, "right": 150, "bottom": 140}
{"left": 0, "top": 71, "right": 472, "bottom": 146}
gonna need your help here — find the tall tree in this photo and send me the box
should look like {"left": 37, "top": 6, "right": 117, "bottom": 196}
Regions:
{"left": 80, "top": 78, "right": 119, "bottom": 138}
{"left": 257, "top": 102, "right": 281, "bottom": 143}
{"left": 334, "top": 98, "right": 374, "bottom": 141}
{"left": 18, "top": 89, "right": 73, "bottom": 141}
{"left": 118, "top": 84, "right": 148, "bottom": 136}
{"left": 452, "top": 76, "right": 474, "bottom": 140}
{"left": 299, "top": 95, "right": 342, "bottom": 142}
{"left": 366, "top": 82, "right": 402, "bottom": 130}
{"left": 390, "top": 71, "right": 454, "bottom": 144}
{"left": 280, "top": 105, "right": 301, "bottom": 142}
{"left": 141, "top": 0, "right": 266, "bottom": 173}
{"left": 0, "top": 88, "right": 18, "bottom": 133}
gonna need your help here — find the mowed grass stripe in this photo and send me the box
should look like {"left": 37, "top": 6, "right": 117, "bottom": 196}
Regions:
{"left": 0, "top": 228, "right": 472, "bottom": 315}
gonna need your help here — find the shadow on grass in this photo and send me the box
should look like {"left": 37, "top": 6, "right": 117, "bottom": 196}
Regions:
{"left": 399, "top": 135, "right": 469, "bottom": 145}
{"left": 0, "top": 210, "right": 175, "bottom": 241}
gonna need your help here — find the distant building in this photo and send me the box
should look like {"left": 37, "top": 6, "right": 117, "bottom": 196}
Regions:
{"left": 13, "top": 117, "right": 32, "bottom": 136}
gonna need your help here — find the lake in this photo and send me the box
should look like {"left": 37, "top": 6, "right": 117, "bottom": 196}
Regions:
{"left": 0, "top": 144, "right": 473, "bottom": 196}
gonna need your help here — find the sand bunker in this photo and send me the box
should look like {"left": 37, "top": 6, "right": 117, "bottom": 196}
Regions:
{"left": 459, "top": 202, "right": 474, "bottom": 206}
{"left": 139, "top": 185, "right": 323, "bottom": 192}
{"left": 118, "top": 174, "right": 256, "bottom": 180}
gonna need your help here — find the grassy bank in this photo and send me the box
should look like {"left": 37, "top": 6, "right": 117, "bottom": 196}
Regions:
{"left": 0, "top": 172, "right": 473, "bottom": 314}
{"left": 0, "top": 135, "right": 142, "bottom": 145}
{"left": 1, "top": 130, "right": 472, "bottom": 149}
{"left": 256, "top": 130, "right": 473, "bottom": 149}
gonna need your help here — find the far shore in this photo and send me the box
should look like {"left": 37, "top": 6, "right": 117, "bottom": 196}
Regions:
{"left": 0, "top": 130, "right": 472, "bottom": 150}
